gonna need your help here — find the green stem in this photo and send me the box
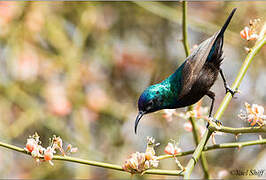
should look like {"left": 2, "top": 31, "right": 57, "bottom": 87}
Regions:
{"left": 209, "top": 125, "right": 266, "bottom": 134}
{"left": 158, "top": 138, "right": 266, "bottom": 160}
{"left": 182, "top": 1, "right": 190, "bottom": 57}
{"left": 182, "top": 2, "right": 209, "bottom": 178}
{"left": 184, "top": 129, "right": 212, "bottom": 178}
{"left": 1, "top": 138, "right": 266, "bottom": 176}
{"left": 184, "top": 35, "right": 266, "bottom": 179}
{"left": 187, "top": 107, "right": 210, "bottom": 178}
{"left": 0, "top": 141, "right": 182, "bottom": 176}
{"left": 215, "top": 36, "right": 266, "bottom": 120}
{"left": 142, "top": 169, "right": 183, "bottom": 176}
{"left": 55, "top": 155, "right": 123, "bottom": 171}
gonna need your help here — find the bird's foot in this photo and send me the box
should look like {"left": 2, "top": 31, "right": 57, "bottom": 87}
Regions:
{"left": 213, "top": 118, "right": 222, "bottom": 126}
{"left": 225, "top": 85, "right": 238, "bottom": 98}
{"left": 207, "top": 117, "right": 222, "bottom": 129}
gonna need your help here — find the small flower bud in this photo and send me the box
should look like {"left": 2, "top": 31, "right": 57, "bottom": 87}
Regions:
{"left": 164, "top": 142, "right": 181, "bottom": 155}
{"left": 240, "top": 26, "right": 251, "bottom": 40}
{"left": 145, "top": 151, "right": 153, "bottom": 160}
{"left": 44, "top": 147, "right": 54, "bottom": 161}
{"left": 26, "top": 139, "right": 37, "bottom": 152}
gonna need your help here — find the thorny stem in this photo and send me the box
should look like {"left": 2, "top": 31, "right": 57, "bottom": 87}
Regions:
{"left": 1, "top": 138, "right": 266, "bottom": 176}
{"left": 182, "top": 1, "right": 210, "bottom": 178}
{"left": 158, "top": 138, "right": 266, "bottom": 160}
{"left": 209, "top": 125, "right": 266, "bottom": 134}
{"left": 0, "top": 5, "right": 264, "bottom": 179}
{"left": 184, "top": 34, "right": 266, "bottom": 179}
{"left": 0, "top": 141, "right": 183, "bottom": 176}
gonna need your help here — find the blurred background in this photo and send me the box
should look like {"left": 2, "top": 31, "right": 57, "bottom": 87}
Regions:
{"left": 0, "top": 1, "right": 265, "bottom": 179}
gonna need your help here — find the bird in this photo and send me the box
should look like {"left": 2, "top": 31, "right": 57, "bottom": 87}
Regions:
{"left": 135, "top": 8, "right": 237, "bottom": 134}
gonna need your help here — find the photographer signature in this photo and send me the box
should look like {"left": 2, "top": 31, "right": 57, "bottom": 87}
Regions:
{"left": 230, "top": 169, "right": 265, "bottom": 177}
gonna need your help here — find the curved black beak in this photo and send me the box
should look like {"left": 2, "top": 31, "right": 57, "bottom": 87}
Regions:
{"left": 135, "top": 111, "right": 144, "bottom": 134}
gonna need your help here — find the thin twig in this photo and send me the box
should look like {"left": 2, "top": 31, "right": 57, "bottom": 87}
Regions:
{"left": 182, "top": 1, "right": 190, "bottom": 57}
{"left": 182, "top": 1, "right": 210, "bottom": 178}
{"left": 184, "top": 34, "right": 266, "bottom": 179}
{"left": 1, "top": 138, "right": 266, "bottom": 176}
{"left": 0, "top": 141, "right": 183, "bottom": 176}
{"left": 209, "top": 125, "right": 266, "bottom": 134}
{"left": 158, "top": 138, "right": 266, "bottom": 160}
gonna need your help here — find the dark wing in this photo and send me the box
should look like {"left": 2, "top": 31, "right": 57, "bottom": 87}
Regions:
{"left": 177, "top": 32, "right": 219, "bottom": 99}
{"left": 177, "top": 8, "right": 237, "bottom": 100}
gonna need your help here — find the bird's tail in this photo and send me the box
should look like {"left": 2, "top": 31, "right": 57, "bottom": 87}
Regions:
{"left": 206, "top": 8, "right": 237, "bottom": 64}
{"left": 217, "top": 8, "right": 237, "bottom": 38}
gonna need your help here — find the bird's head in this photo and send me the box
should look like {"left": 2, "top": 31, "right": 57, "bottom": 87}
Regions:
{"left": 135, "top": 84, "right": 164, "bottom": 134}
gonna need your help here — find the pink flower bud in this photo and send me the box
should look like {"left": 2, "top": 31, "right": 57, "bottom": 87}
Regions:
{"left": 164, "top": 142, "right": 181, "bottom": 155}
{"left": 44, "top": 147, "right": 54, "bottom": 161}
{"left": 240, "top": 26, "right": 251, "bottom": 40}
{"left": 26, "top": 139, "right": 37, "bottom": 152}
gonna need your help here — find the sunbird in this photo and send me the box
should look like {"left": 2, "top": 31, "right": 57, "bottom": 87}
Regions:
{"left": 135, "top": 8, "right": 237, "bottom": 134}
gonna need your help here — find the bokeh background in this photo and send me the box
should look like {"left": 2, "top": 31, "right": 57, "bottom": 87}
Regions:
{"left": 0, "top": 1, "right": 265, "bottom": 179}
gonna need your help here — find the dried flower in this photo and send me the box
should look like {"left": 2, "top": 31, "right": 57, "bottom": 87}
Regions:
{"left": 52, "top": 136, "right": 64, "bottom": 155}
{"left": 122, "top": 152, "right": 146, "bottom": 173}
{"left": 238, "top": 102, "right": 266, "bottom": 126}
{"left": 122, "top": 137, "right": 159, "bottom": 174}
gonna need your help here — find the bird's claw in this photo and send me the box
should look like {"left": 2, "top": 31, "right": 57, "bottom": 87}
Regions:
{"left": 225, "top": 85, "right": 237, "bottom": 98}
{"left": 207, "top": 117, "right": 222, "bottom": 129}
{"left": 213, "top": 118, "right": 223, "bottom": 126}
